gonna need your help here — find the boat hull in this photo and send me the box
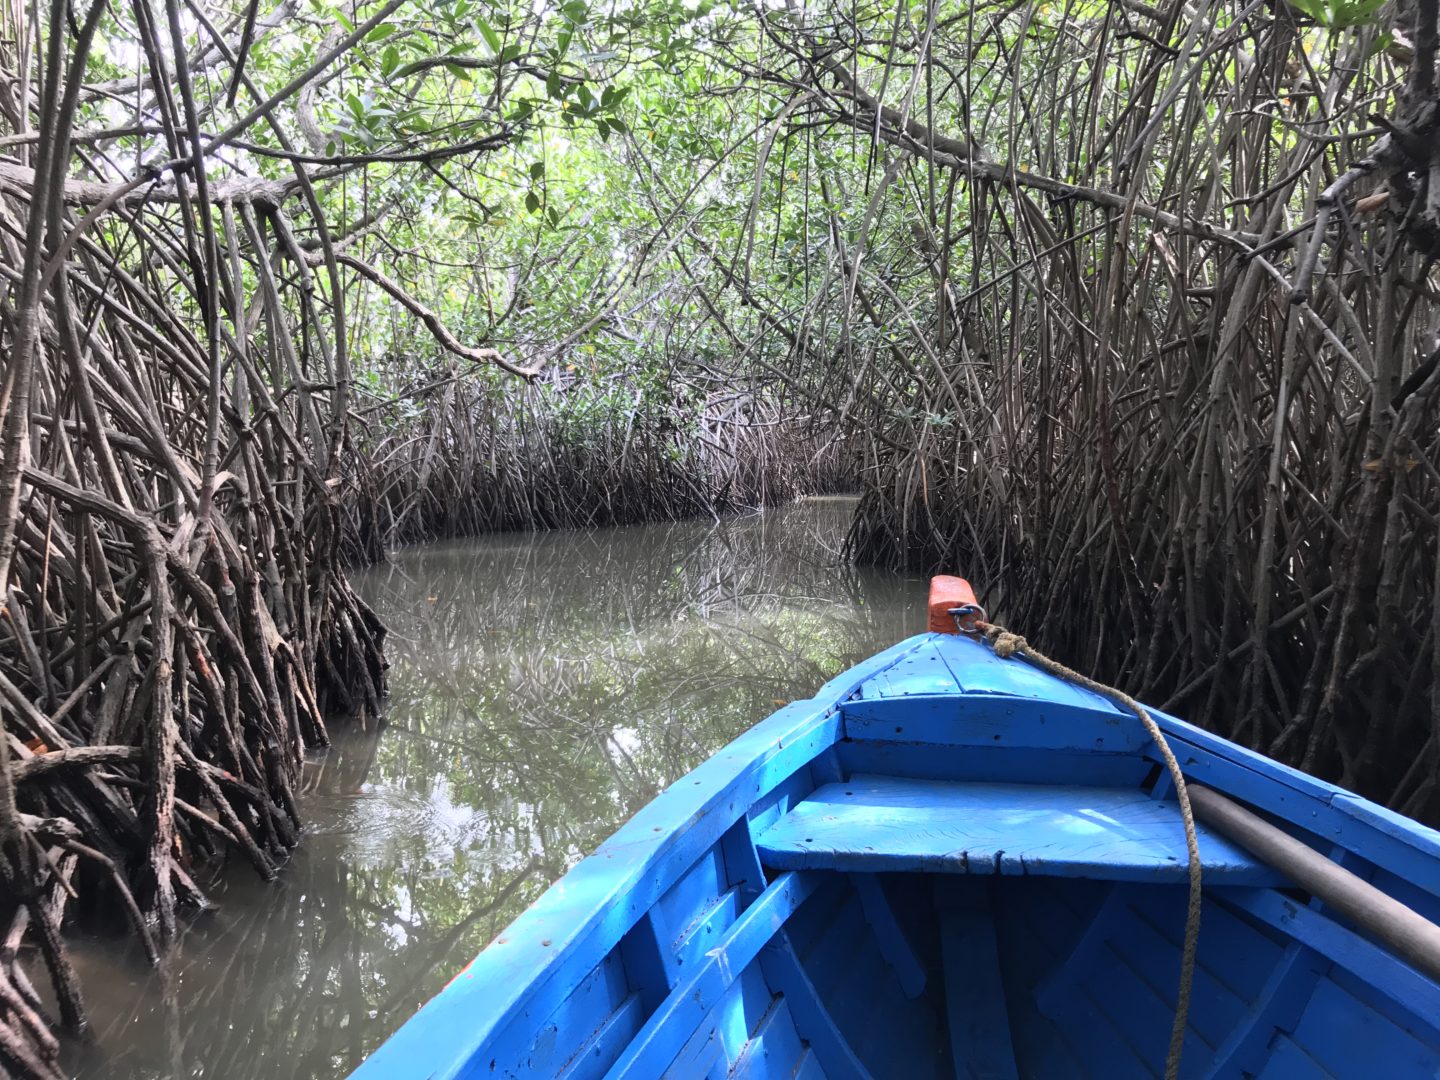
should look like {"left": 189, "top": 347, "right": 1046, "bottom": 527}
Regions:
{"left": 354, "top": 633, "right": 1440, "bottom": 1078}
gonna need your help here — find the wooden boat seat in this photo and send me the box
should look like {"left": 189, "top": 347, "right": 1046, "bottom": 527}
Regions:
{"left": 754, "top": 775, "right": 1287, "bottom": 884}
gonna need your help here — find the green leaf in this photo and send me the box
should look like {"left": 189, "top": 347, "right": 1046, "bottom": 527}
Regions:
{"left": 1287, "top": 0, "right": 1384, "bottom": 27}
{"left": 380, "top": 44, "right": 400, "bottom": 78}
{"left": 545, "top": 69, "right": 564, "bottom": 98}
{"left": 1329, "top": 0, "right": 1386, "bottom": 27}
{"left": 529, "top": 161, "right": 546, "bottom": 180}
{"left": 366, "top": 22, "right": 396, "bottom": 41}
{"left": 525, "top": 191, "right": 541, "bottom": 213}
{"left": 499, "top": 42, "right": 524, "bottom": 62}
{"left": 445, "top": 62, "right": 473, "bottom": 81}
{"left": 476, "top": 15, "right": 501, "bottom": 53}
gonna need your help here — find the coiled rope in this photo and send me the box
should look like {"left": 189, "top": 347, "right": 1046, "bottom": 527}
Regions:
{"left": 979, "top": 622, "right": 1201, "bottom": 1080}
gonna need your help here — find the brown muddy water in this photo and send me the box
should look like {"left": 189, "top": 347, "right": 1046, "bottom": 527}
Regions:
{"left": 58, "top": 499, "right": 920, "bottom": 1079}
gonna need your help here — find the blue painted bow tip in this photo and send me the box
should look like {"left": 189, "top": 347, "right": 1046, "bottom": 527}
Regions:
{"left": 353, "top": 632, "right": 1440, "bottom": 1079}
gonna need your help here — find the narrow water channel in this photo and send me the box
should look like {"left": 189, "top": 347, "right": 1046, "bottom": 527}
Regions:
{"left": 60, "top": 499, "right": 919, "bottom": 1079}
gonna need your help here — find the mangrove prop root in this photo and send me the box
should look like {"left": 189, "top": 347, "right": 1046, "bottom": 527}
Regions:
{"left": 0, "top": 1, "right": 392, "bottom": 1073}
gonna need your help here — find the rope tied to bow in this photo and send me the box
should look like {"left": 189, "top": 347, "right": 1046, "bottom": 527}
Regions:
{"left": 975, "top": 619, "right": 1201, "bottom": 1080}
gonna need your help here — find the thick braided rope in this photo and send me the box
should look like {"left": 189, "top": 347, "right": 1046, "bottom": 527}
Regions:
{"left": 982, "top": 625, "right": 1200, "bottom": 1080}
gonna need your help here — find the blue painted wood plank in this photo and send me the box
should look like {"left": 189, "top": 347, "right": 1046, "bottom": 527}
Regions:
{"left": 1255, "top": 1033, "right": 1336, "bottom": 1079}
{"left": 940, "top": 905, "right": 1019, "bottom": 1080}
{"left": 754, "top": 776, "right": 1284, "bottom": 883}
{"left": 843, "top": 694, "right": 1149, "bottom": 753}
{"left": 724, "top": 815, "right": 875, "bottom": 1080}
{"left": 996, "top": 877, "right": 1100, "bottom": 972}
{"left": 556, "top": 993, "right": 646, "bottom": 1080}
{"left": 1101, "top": 898, "right": 1248, "bottom": 1050}
{"left": 619, "top": 908, "right": 678, "bottom": 1009}
{"left": 712, "top": 961, "right": 778, "bottom": 1074}
{"left": 806, "top": 893, "right": 944, "bottom": 1079}
{"left": 834, "top": 740, "right": 1153, "bottom": 788}
{"left": 672, "top": 888, "right": 741, "bottom": 981}
{"left": 518, "top": 950, "right": 632, "bottom": 1077}
{"left": 793, "top": 890, "right": 869, "bottom": 1002}
{"left": 757, "top": 930, "right": 875, "bottom": 1080}
{"left": 654, "top": 847, "right": 726, "bottom": 956}
{"left": 1042, "top": 976, "right": 1157, "bottom": 1080}
{"left": 991, "top": 881, "right": 1094, "bottom": 1079}
{"left": 1091, "top": 934, "right": 1216, "bottom": 1065}
{"left": 659, "top": 1008, "right": 725, "bottom": 1080}
{"left": 1124, "top": 887, "right": 1286, "bottom": 1005}
{"left": 604, "top": 871, "right": 820, "bottom": 1079}
{"left": 927, "top": 629, "right": 1440, "bottom": 905}
{"left": 1329, "top": 792, "right": 1440, "bottom": 864}
{"left": 1288, "top": 975, "right": 1440, "bottom": 1077}
{"left": 1214, "top": 886, "right": 1440, "bottom": 1033}
{"left": 929, "top": 632, "right": 1124, "bottom": 712}
{"left": 729, "top": 997, "right": 806, "bottom": 1079}
{"left": 655, "top": 964, "right": 773, "bottom": 1079}
{"left": 811, "top": 635, "right": 933, "bottom": 703}
{"left": 1201, "top": 941, "right": 1324, "bottom": 1080}
{"left": 1035, "top": 888, "right": 1135, "bottom": 1019}
{"left": 1369, "top": 865, "right": 1440, "bottom": 926}
{"left": 791, "top": 1048, "right": 825, "bottom": 1080}
{"left": 743, "top": 767, "right": 817, "bottom": 841}
{"left": 859, "top": 640, "right": 963, "bottom": 699}
{"left": 1030, "top": 884, "right": 1229, "bottom": 1073}
{"left": 774, "top": 875, "right": 849, "bottom": 968}
{"left": 852, "top": 872, "right": 926, "bottom": 998}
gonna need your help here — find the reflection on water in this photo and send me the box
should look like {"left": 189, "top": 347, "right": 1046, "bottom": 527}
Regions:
{"left": 63, "top": 500, "right": 919, "bottom": 1079}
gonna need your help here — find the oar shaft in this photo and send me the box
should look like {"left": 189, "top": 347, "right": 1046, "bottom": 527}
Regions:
{"left": 1189, "top": 784, "right": 1440, "bottom": 984}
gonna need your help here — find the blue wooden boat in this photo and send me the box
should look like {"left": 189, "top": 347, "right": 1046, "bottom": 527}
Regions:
{"left": 355, "top": 578, "right": 1440, "bottom": 1079}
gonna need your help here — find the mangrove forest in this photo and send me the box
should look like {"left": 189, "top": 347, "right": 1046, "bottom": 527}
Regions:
{"left": 0, "top": 0, "right": 1437, "bottom": 1071}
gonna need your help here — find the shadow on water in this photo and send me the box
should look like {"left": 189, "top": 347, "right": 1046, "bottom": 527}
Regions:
{"left": 60, "top": 499, "right": 919, "bottom": 1079}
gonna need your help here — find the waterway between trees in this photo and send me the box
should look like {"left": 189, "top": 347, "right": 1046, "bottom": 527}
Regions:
{"left": 61, "top": 499, "right": 919, "bottom": 1078}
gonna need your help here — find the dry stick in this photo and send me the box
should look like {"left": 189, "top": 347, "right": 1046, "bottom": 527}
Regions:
{"left": 0, "top": 0, "right": 72, "bottom": 600}
{"left": 313, "top": 251, "right": 540, "bottom": 378}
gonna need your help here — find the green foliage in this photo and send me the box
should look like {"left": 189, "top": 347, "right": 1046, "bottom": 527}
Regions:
{"left": 1286, "top": 0, "right": 1386, "bottom": 28}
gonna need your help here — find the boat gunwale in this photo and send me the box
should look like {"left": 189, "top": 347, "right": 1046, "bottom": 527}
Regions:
{"left": 355, "top": 632, "right": 1440, "bottom": 1078}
